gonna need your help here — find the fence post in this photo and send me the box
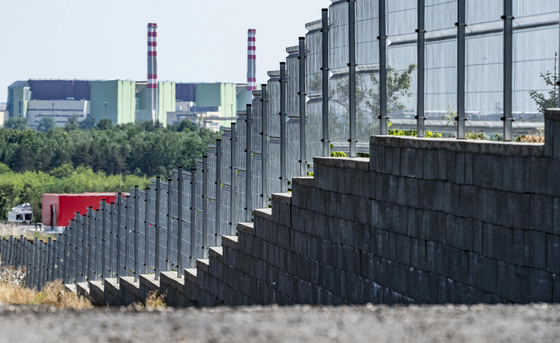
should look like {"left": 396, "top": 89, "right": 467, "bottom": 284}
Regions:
{"left": 177, "top": 166, "right": 184, "bottom": 278}
{"left": 190, "top": 168, "right": 197, "bottom": 264}
{"left": 116, "top": 194, "right": 122, "bottom": 284}
{"left": 348, "top": 0, "right": 357, "bottom": 157}
{"left": 261, "top": 84, "right": 269, "bottom": 208}
{"left": 417, "top": 0, "right": 426, "bottom": 137}
{"left": 94, "top": 209, "right": 100, "bottom": 281}
{"left": 65, "top": 221, "right": 72, "bottom": 284}
{"left": 379, "top": 0, "right": 388, "bottom": 135}
{"left": 230, "top": 124, "right": 237, "bottom": 234}
{"left": 49, "top": 237, "right": 54, "bottom": 282}
{"left": 202, "top": 156, "right": 209, "bottom": 259}
{"left": 125, "top": 196, "right": 131, "bottom": 277}
{"left": 88, "top": 207, "right": 94, "bottom": 281}
{"left": 101, "top": 200, "right": 107, "bottom": 283}
{"left": 155, "top": 177, "right": 161, "bottom": 280}
{"left": 502, "top": 0, "right": 513, "bottom": 141}
{"left": 299, "top": 37, "right": 308, "bottom": 170}
{"left": 144, "top": 188, "right": 150, "bottom": 275}
{"left": 246, "top": 104, "right": 253, "bottom": 222}
{"left": 166, "top": 178, "right": 173, "bottom": 271}
{"left": 457, "top": 0, "right": 467, "bottom": 139}
{"left": 71, "top": 217, "right": 78, "bottom": 284}
{"left": 8, "top": 236, "right": 13, "bottom": 266}
{"left": 134, "top": 187, "right": 139, "bottom": 282}
{"left": 322, "top": 8, "right": 330, "bottom": 157}
{"left": 109, "top": 203, "right": 115, "bottom": 280}
{"left": 80, "top": 214, "right": 86, "bottom": 282}
{"left": 280, "top": 62, "right": 288, "bottom": 193}
{"left": 215, "top": 140, "right": 222, "bottom": 246}
{"left": 33, "top": 237, "right": 38, "bottom": 288}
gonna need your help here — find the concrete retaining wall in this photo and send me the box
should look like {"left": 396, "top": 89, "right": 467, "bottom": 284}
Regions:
{"left": 66, "top": 110, "right": 560, "bottom": 306}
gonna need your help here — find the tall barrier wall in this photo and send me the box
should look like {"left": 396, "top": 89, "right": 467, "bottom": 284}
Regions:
{"left": 1, "top": 0, "right": 559, "bottom": 305}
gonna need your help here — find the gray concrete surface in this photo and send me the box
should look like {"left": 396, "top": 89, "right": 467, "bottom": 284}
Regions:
{"left": 0, "top": 303, "right": 559, "bottom": 342}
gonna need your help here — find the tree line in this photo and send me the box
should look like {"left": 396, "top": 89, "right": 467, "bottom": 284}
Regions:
{"left": 0, "top": 118, "right": 221, "bottom": 178}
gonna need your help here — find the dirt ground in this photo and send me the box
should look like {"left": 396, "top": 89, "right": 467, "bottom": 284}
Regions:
{"left": 0, "top": 303, "right": 559, "bottom": 343}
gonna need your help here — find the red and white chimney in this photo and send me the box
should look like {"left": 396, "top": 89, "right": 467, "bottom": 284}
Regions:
{"left": 147, "top": 23, "right": 158, "bottom": 123}
{"left": 247, "top": 29, "right": 257, "bottom": 104}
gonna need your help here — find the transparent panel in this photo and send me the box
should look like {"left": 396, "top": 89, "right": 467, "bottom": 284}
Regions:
{"left": 385, "top": 1, "right": 417, "bottom": 136}
{"left": 425, "top": 0, "right": 458, "bottom": 134}
{"left": 329, "top": 2, "right": 350, "bottom": 147}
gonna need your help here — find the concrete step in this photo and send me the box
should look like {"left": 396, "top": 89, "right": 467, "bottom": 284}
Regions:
{"left": 222, "top": 236, "right": 238, "bottom": 250}
{"left": 196, "top": 259, "right": 210, "bottom": 273}
{"left": 139, "top": 274, "right": 160, "bottom": 300}
{"left": 119, "top": 276, "right": 140, "bottom": 306}
{"left": 64, "top": 284, "right": 77, "bottom": 294}
{"left": 76, "top": 282, "right": 90, "bottom": 298}
{"left": 209, "top": 247, "right": 223, "bottom": 261}
{"left": 88, "top": 280, "right": 105, "bottom": 306}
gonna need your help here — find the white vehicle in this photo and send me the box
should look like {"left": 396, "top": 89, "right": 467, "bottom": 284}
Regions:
{"left": 8, "top": 203, "right": 33, "bottom": 224}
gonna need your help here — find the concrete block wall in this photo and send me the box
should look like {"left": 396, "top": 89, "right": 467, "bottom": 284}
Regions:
{"left": 70, "top": 110, "right": 560, "bottom": 307}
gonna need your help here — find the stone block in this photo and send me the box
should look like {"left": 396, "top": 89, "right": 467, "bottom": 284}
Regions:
{"left": 438, "top": 149, "right": 448, "bottom": 181}
{"left": 473, "top": 154, "right": 493, "bottom": 189}
{"left": 455, "top": 152, "right": 465, "bottom": 185}
{"left": 386, "top": 147, "right": 401, "bottom": 176}
{"left": 530, "top": 157, "right": 548, "bottom": 195}
{"left": 377, "top": 146, "right": 387, "bottom": 174}
{"left": 277, "top": 224, "right": 290, "bottom": 250}
{"left": 524, "top": 230, "right": 546, "bottom": 269}
{"left": 530, "top": 269, "right": 553, "bottom": 303}
{"left": 464, "top": 152, "right": 474, "bottom": 185}
{"left": 549, "top": 158, "right": 560, "bottom": 198}
{"left": 554, "top": 274, "right": 560, "bottom": 303}
{"left": 425, "top": 241, "right": 436, "bottom": 273}
{"left": 446, "top": 150, "right": 457, "bottom": 184}
{"left": 547, "top": 234, "right": 560, "bottom": 274}
{"left": 477, "top": 255, "right": 497, "bottom": 294}
{"left": 401, "top": 148, "right": 415, "bottom": 178}
{"left": 442, "top": 182, "right": 461, "bottom": 217}
{"left": 423, "top": 149, "right": 438, "bottom": 180}
{"left": 482, "top": 223, "right": 496, "bottom": 259}
{"left": 369, "top": 199, "right": 380, "bottom": 228}
{"left": 352, "top": 195, "right": 369, "bottom": 225}
{"left": 396, "top": 234, "right": 411, "bottom": 266}
{"left": 472, "top": 220, "right": 483, "bottom": 254}
{"left": 498, "top": 226, "right": 514, "bottom": 264}
{"left": 554, "top": 119, "right": 560, "bottom": 159}
{"left": 491, "top": 155, "right": 503, "bottom": 190}
{"left": 462, "top": 218, "right": 474, "bottom": 252}
{"left": 459, "top": 185, "right": 477, "bottom": 219}
{"left": 507, "top": 193, "right": 530, "bottom": 230}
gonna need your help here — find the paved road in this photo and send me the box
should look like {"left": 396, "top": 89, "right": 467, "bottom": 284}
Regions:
{"left": 0, "top": 303, "right": 559, "bottom": 343}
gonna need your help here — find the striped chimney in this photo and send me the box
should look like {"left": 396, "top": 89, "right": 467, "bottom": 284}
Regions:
{"left": 147, "top": 23, "right": 158, "bottom": 123}
{"left": 247, "top": 29, "right": 257, "bottom": 104}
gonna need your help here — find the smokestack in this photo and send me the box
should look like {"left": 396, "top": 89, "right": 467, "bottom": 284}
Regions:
{"left": 147, "top": 23, "right": 158, "bottom": 123}
{"left": 247, "top": 29, "right": 257, "bottom": 104}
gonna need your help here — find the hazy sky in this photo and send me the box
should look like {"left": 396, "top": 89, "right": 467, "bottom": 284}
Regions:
{"left": 0, "top": 0, "right": 330, "bottom": 101}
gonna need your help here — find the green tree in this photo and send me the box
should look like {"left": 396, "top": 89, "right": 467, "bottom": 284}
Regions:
{"left": 64, "top": 114, "right": 80, "bottom": 131}
{"left": 95, "top": 118, "right": 113, "bottom": 131}
{"left": 37, "top": 116, "right": 57, "bottom": 132}
{"left": 4, "top": 117, "right": 29, "bottom": 131}
{"left": 79, "top": 116, "right": 95, "bottom": 129}
{"left": 530, "top": 53, "right": 559, "bottom": 114}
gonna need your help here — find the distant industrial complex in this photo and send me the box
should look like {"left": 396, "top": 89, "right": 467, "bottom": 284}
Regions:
{"left": 5, "top": 80, "right": 249, "bottom": 130}
{"left": 3, "top": 24, "right": 256, "bottom": 131}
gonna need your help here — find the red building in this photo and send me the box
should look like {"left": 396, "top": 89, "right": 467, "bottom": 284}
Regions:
{"left": 42, "top": 193, "right": 126, "bottom": 231}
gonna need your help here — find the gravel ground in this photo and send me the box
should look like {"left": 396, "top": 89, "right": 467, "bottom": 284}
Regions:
{"left": 0, "top": 303, "right": 559, "bottom": 343}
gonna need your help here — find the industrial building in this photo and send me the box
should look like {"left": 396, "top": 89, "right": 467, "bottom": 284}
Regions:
{"left": 6, "top": 80, "right": 250, "bottom": 130}
{"left": 6, "top": 79, "right": 176, "bottom": 128}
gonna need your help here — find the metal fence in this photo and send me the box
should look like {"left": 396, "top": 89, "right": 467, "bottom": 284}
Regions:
{"left": 1, "top": 0, "right": 558, "bottom": 289}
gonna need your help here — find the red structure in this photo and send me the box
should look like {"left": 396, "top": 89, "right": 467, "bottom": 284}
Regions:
{"left": 42, "top": 193, "right": 126, "bottom": 230}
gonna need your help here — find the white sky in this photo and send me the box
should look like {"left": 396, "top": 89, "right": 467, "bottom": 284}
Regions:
{"left": 0, "top": 0, "right": 330, "bottom": 101}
